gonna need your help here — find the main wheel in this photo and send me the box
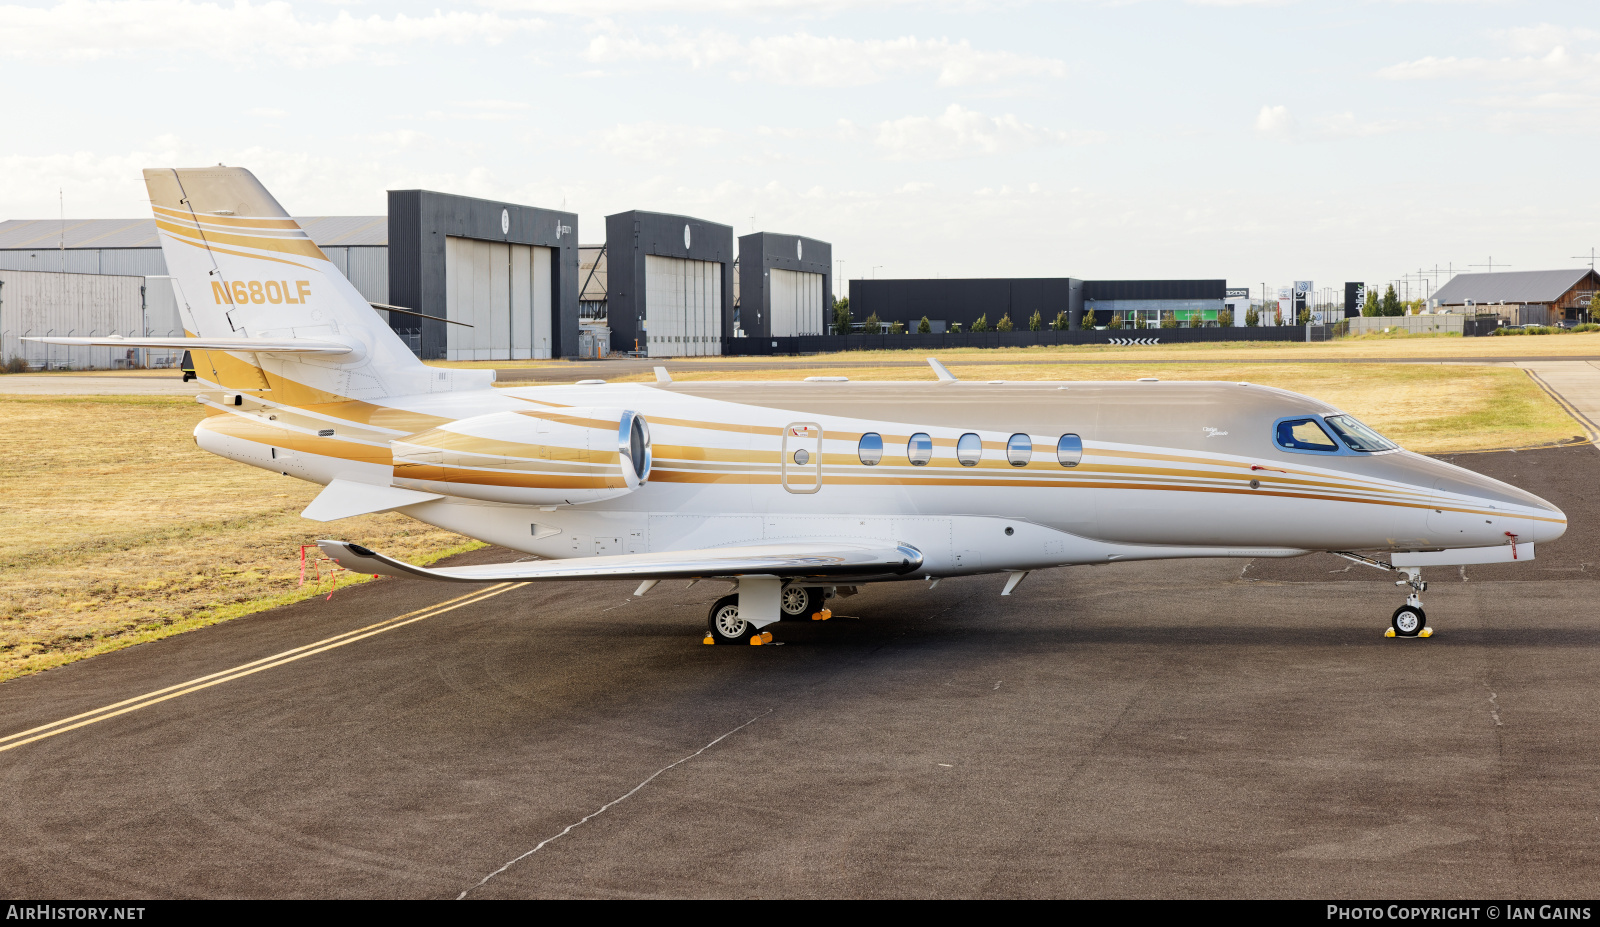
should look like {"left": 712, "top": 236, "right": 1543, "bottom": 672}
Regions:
{"left": 707, "top": 594, "right": 752, "bottom": 645}
{"left": 1392, "top": 605, "right": 1426, "bottom": 638}
{"left": 779, "top": 585, "right": 819, "bottom": 621}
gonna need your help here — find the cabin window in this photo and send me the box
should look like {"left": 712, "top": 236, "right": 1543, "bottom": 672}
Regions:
{"left": 1323, "top": 414, "right": 1397, "bottom": 452}
{"left": 858, "top": 433, "right": 884, "bottom": 466}
{"left": 957, "top": 433, "right": 983, "bottom": 467}
{"left": 1006, "top": 434, "right": 1032, "bottom": 467}
{"left": 907, "top": 433, "right": 933, "bottom": 467}
{"left": 1276, "top": 418, "right": 1338, "bottom": 452}
{"left": 1057, "top": 434, "right": 1083, "bottom": 467}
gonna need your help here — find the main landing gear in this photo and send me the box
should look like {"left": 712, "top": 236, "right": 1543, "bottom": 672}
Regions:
{"left": 1386, "top": 567, "right": 1434, "bottom": 639}
{"left": 704, "top": 585, "right": 834, "bottom": 646}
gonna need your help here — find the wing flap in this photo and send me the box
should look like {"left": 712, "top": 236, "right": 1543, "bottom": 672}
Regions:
{"left": 317, "top": 540, "right": 923, "bottom": 583}
{"left": 22, "top": 336, "right": 350, "bottom": 355}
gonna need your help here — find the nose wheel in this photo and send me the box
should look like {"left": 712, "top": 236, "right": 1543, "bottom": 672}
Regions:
{"left": 1386, "top": 568, "right": 1434, "bottom": 639}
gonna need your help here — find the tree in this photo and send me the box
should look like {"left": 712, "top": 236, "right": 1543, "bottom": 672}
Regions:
{"left": 1361, "top": 288, "right": 1379, "bottom": 317}
{"left": 1188, "top": 312, "right": 1204, "bottom": 328}
{"left": 972, "top": 314, "right": 990, "bottom": 333}
{"left": 863, "top": 312, "right": 882, "bottom": 334}
{"left": 1055, "top": 310, "right": 1073, "bottom": 330}
{"left": 889, "top": 320, "right": 905, "bottom": 334}
{"left": 918, "top": 316, "right": 931, "bottom": 334}
{"left": 1245, "top": 306, "right": 1260, "bottom": 327}
{"left": 997, "top": 313, "right": 1014, "bottom": 332}
{"left": 1108, "top": 313, "right": 1123, "bottom": 330}
{"left": 949, "top": 322, "right": 962, "bottom": 333}
{"left": 1379, "top": 285, "right": 1402, "bottom": 317}
{"left": 1218, "top": 308, "right": 1234, "bottom": 327}
{"left": 1028, "top": 310, "right": 1041, "bottom": 331}
{"left": 832, "top": 297, "right": 852, "bottom": 335}
{"left": 1297, "top": 307, "right": 1311, "bottom": 324}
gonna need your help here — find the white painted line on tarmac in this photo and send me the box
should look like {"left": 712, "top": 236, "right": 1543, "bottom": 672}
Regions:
{"left": 0, "top": 583, "right": 524, "bottom": 755}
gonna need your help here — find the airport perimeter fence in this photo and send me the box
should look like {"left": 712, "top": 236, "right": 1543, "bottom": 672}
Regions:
{"left": 723, "top": 326, "right": 1322, "bottom": 356}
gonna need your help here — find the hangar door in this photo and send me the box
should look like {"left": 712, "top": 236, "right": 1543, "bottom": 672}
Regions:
{"left": 769, "top": 268, "right": 825, "bottom": 337}
{"left": 645, "top": 254, "right": 721, "bottom": 357}
{"left": 444, "top": 236, "right": 553, "bottom": 361}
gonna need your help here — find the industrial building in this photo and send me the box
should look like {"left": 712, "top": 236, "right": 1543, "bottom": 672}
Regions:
{"left": 850, "top": 277, "right": 1230, "bottom": 331}
{"left": 604, "top": 210, "right": 734, "bottom": 358}
{"left": 737, "top": 233, "right": 832, "bottom": 341}
{"left": 2, "top": 191, "right": 835, "bottom": 366}
{"left": 1431, "top": 269, "right": 1599, "bottom": 326}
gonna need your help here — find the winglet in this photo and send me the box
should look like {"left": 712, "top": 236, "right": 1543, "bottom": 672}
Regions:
{"left": 654, "top": 366, "right": 672, "bottom": 383}
{"left": 927, "top": 357, "right": 956, "bottom": 382}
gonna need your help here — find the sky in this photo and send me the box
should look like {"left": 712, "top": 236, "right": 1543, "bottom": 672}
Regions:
{"left": 2, "top": 0, "right": 1597, "bottom": 302}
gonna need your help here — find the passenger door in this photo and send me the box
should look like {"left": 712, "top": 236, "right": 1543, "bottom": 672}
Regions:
{"left": 782, "top": 423, "right": 823, "bottom": 494}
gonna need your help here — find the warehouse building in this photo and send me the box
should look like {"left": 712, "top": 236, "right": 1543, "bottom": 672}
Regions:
{"left": 386, "top": 190, "right": 579, "bottom": 360}
{"left": 737, "top": 233, "right": 832, "bottom": 340}
{"left": 1431, "top": 269, "right": 1599, "bottom": 326}
{"left": 604, "top": 210, "right": 734, "bottom": 357}
{"left": 850, "top": 277, "right": 1229, "bottom": 331}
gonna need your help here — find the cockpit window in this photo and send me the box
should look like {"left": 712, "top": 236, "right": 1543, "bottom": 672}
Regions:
{"left": 1323, "top": 414, "right": 1397, "bottom": 452}
{"left": 1276, "top": 418, "right": 1338, "bottom": 452}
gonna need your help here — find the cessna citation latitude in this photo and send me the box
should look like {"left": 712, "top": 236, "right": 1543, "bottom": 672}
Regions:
{"left": 32, "top": 168, "right": 1568, "bottom": 644}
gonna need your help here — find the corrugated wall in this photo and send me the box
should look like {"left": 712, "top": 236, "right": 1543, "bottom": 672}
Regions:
{"left": 0, "top": 270, "right": 153, "bottom": 369}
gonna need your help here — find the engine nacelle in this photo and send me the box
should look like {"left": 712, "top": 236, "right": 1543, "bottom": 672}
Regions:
{"left": 391, "top": 407, "right": 651, "bottom": 505}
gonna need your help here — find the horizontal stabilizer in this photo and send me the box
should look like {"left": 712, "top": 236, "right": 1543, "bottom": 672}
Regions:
{"left": 301, "top": 479, "right": 444, "bottom": 522}
{"left": 22, "top": 336, "right": 350, "bottom": 355}
{"left": 317, "top": 539, "right": 924, "bottom": 583}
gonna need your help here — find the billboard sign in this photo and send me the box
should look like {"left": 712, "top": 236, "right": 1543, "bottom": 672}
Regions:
{"left": 1344, "top": 282, "right": 1366, "bottom": 318}
{"left": 1224, "top": 288, "right": 1250, "bottom": 299}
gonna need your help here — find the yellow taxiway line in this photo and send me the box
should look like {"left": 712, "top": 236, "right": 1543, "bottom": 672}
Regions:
{"left": 0, "top": 582, "right": 526, "bottom": 755}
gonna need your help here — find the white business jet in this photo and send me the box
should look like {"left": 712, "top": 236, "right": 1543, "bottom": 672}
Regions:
{"left": 30, "top": 168, "right": 1567, "bottom": 643}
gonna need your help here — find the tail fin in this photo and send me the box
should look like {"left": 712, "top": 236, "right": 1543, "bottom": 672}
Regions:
{"left": 144, "top": 167, "right": 488, "bottom": 403}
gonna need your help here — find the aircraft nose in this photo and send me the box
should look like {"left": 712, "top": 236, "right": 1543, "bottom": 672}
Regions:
{"left": 1417, "top": 455, "right": 1567, "bottom": 545}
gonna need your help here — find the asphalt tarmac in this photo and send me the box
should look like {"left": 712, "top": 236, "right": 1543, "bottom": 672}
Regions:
{"left": 2, "top": 445, "right": 1597, "bottom": 899}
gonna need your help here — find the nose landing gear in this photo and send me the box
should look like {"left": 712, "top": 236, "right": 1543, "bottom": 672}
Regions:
{"left": 1386, "top": 567, "right": 1433, "bottom": 639}
{"left": 1333, "top": 553, "right": 1437, "bottom": 639}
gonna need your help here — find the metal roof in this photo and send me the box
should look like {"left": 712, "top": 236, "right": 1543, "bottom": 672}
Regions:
{"left": 0, "top": 216, "right": 388, "bottom": 250}
{"left": 1432, "top": 268, "right": 1595, "bottom": 305}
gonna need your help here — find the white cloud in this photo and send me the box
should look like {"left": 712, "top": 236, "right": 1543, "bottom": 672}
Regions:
{"left": 590, "top": 122, "right": 740, "bottom": 162}
{"left": 0, "top": 0, "right": 546, "bottom": 67}
{"left": 1254, "top": 104, "right": 1295, "bottom": 138}
{"left": 585, "top": 30, "right": 1067, "bottom": 87}
{"left": 1313, "top": 111, "right": 1402, "bottom": 138}
{"left": 874, "top": 104, "right": 1090, "bottom": 160}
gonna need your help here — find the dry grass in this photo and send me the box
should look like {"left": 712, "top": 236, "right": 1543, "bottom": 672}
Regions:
{"left": 0, "top": 395, "right": 480, "bottom": 682}
{"left": 603, "top": 361, "right": 1581, "bottom": 454}
{"left": 474, "top": 330, "right": 1598, "bottom": 369}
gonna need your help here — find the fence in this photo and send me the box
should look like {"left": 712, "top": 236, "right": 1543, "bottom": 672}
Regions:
{"left": 723, "top": 325, "right": 1315, "bottom": 356}
{"left": 1345, "top": 315, "right": 1465, "bottom": 336}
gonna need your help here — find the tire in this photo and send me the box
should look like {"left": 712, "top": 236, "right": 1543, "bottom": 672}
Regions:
{"left": 1392, "top": 605, "right": 1426, "bottom": 638}
{"left": 707, "top": 594, "right": 752, "bottom": 645}
{"left": 779, "top": 585, "right": 819, "bottom": 621}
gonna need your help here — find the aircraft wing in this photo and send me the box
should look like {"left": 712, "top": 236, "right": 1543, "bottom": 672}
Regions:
{"left": 21, "top": 336, "right": 351, "bottom": 355}
{"left": 317, "top": 539, "right": 924, "bottom": 583}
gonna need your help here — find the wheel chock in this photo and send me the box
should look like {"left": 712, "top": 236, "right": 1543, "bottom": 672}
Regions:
{"left": 1384, "top": 628, "right": 1396, "bottom": 638}
{"left": 812, "top": 608, "right": 832, "bottom": 621}
{"left": 703, "top": 634, "right": 715, "bottom": 645}
{"left": 1419, "top": 627, "right": 1434, "bottom": 638}
{"left": 749, "top": 631, "right": 773, "bottom": 645}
